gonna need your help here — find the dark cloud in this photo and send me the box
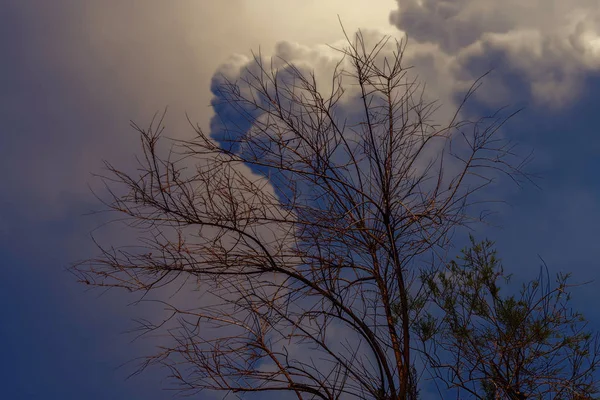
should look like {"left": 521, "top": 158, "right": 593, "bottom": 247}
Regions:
{"left": 390, "top": 0, "right": 600, "bottom": 107}
{"left": 390, "top": 0, "right": 513, "bottom": 52}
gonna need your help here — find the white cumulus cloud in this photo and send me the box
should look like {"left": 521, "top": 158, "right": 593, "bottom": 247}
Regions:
{"left": 390, "top": 0, "right": 600, "bottom": 107}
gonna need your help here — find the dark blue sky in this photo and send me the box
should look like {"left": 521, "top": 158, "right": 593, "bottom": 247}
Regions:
{"left": 2, "top": 1, "right": 600, "bottom": 399}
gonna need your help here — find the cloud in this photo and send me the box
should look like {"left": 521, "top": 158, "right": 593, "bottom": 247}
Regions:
{"left": 208, "top": 26, "right": 523, "bottom": 215}
{"left": 390, "top": 0, "right": 600, "bottom": 108}
{"left": 209, "top": 28, "right": 459, "bottom": 141}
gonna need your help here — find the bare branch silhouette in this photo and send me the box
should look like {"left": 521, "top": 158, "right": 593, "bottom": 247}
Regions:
{"left": 70, "top": 30, "right": 588, "bottom": 400}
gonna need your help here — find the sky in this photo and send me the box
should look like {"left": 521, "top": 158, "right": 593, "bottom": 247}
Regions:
{"left": 2, "top": 0, "right": 600, "bottom": 398}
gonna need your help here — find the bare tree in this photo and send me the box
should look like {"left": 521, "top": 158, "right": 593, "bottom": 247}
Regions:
{"left": 419, "top": 237, "right": 600, "bottom": 399}
{"left": 73, "top": 30, "right": 537, "bottom": 399}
